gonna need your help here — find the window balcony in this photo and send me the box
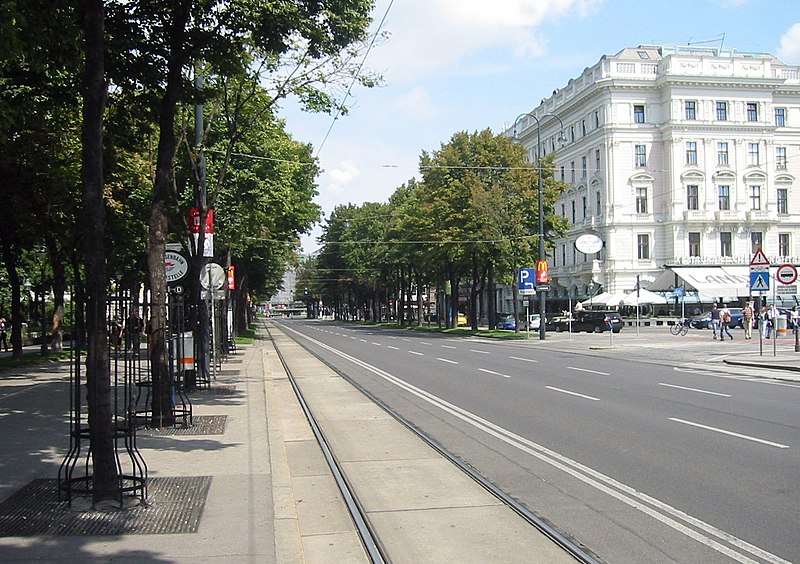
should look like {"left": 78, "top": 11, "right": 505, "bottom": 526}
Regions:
{"left": 746, "top": 210, "right": 774, "bottom": 222}
{"left": 715, "top": 210, "right": 744, "bottom": 222}
{"left": 683, "top": 210, "right": 713, "bottom": 221}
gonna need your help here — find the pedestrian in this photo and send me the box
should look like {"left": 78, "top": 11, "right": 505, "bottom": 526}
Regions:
{"left": 124, "top": 308, "right": 143, "bottom": 351}
{"left": 760, "top": 305, "right": 771, "bottom": 339}
{"left": 742, "top": 301, "right": 754, "bottom": 340}
{"left": 709, "top": 303, "right": 721, "bottom": 340}
{"left": 791, "top": 306, "right": 799, "bottom": 336}
{"left": 0, "top": 317, "right": 8, "bottom": 351}
{"left": 719, "top": 304, "right": 733, "bottom": 341}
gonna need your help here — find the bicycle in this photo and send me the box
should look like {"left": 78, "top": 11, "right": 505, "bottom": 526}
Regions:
{"left": 670, "top": 318, "right": 690, "bottom": 336}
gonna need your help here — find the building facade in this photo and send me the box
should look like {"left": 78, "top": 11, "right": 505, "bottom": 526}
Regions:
{"left": 508, "top": 44, "right": 800, "bottom": 311}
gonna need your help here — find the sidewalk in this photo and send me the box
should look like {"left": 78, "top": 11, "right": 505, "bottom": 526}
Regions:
{"left": 0, "top": 324, "right": 575, "bottom": 563}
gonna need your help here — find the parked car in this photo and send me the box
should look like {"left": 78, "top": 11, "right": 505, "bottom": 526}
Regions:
{"left": 496, "top": 314, "right": 543, "bottom": 331}
{"left": 456, "top": 312, "right": 468, "bottom": 326}
{"left": 689, "top": 307, "right": 743, "bottom": 329}
{"left": 553, "top": 311, "right": 623, "bottom": 333}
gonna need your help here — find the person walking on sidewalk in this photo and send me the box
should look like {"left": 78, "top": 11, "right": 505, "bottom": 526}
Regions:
{"left": 0, "top": 317, "right": 8, "bottom": 351}
{"left": 719, "top": 304, "right": 733, "bottom": 341}
{"left": 742, "top": 301, "right": 754, "bottom": 340}
{"left": 709, "top": 303, "right": 721, "bottom": 340}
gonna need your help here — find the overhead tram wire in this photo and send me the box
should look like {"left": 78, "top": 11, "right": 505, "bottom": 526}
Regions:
{"left": 314, "top": 0, "right": 395, "bottom": 158}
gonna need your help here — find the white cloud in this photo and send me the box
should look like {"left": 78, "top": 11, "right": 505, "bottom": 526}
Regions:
{"left": 778, "top": 22, "right": 800, "bottom": 64}
{"left": 392, "top": 87, "right": 436, "bottom": 119}
{"left": 326, "top": 160, "right": 360, "bottom": 193}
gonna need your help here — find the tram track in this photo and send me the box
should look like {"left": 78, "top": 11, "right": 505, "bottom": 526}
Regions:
{"left": 265, "top": 320, "right": 599, "bottom": 564}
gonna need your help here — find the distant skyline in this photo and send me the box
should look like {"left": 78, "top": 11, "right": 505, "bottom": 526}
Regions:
{"left": 280, "top": 0, "right": 800, "bottom": 253}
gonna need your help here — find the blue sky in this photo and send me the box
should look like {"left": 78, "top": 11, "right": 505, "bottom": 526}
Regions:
{"left": 280, "top": 0, "right": 800, "bottom": 253}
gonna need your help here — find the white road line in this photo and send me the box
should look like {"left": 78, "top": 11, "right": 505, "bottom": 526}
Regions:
{"left": 479, "top": 368, "right": 511, "bottom": 378}
{"left": 408, "top": 351, "right": 424, "bottom": 356}
{"left": 441, "top": 345, "right": 456, "bottom": 349}
{"left": 282, "top": 325, "right": 790, "bottom": 564}
{"left": 659, "top": 383, "right": 731, "bottom": 397}
{"left": 372, "top": 342, "right": 381, "bottom": 346}
{"left": 437, "top": 357, "right": 458, "bottom": 364}
{"left": 545, "top": 386, "right": 600, "bottom": 401}
{"left": 420, "top": 341, "right": 432, "bottom": 346}
{"left": 387, "top": 346, "right": 399, "bottom": 350}
{"left": 469, "top": 349, "right": 490, "bottom": 355}
{"left": 359, "top": 339, "right": 367, "bottom": 342}
{"left": 509, "top": 356, "right": 537, "bottom": 363}
{"left": 567, "top": 366, "right": 609, "bottom": 376}
{"left": 669, "top": 418, "right": 790, "bottom": 449}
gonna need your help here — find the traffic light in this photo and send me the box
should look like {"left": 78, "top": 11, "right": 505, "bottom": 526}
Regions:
{"left": 303, "top": 287, "right": 309, "bottom": 296}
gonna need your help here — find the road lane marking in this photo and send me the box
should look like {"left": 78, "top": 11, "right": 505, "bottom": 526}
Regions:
{"left": 478, "top": 368, "right": 511, "bottom": 378}
{"left": 659, "top": 383, "right": 731, "bottom": 397}
{"left": 437, "top": 357, "right": 458, "bottom": 364}
{"left": 509, "top": 356, "right": 537, "bottom": 363}
{"left": 669, "top": 418, "right": 790, "bottom": 449}
{"left": 441, "top": 345, "right": 456, "bottom": 349}
{"left": 567, "top": 366, "right": 609, "bottom": 376}
{"left": 420, "top": 341, "right": 432, "bottom": 346}
{"left": 408, "top": 351, "right": 423, "bottom": 356}
{"left": 469, "top": 349, "right": 490, "bottom": 354}
{"left": 387, "top": 346, "right": 399, "bottom": 350}
{"left": 546, "top": 386, "right": 600, "bottom": 401}
{"left": 372, "top": 342, "right": 381, "bottom": 346}
{"left": 282, "top": 325, "right": 789, "bottom": 564}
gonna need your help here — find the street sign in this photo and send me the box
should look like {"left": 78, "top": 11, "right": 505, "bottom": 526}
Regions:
{"left": 776, "top": 284, "right": 797, "bottom": 295}
{"left": 535, "top": 284, "right": 551, "bottom": 292}
{"left": 518, "top": 268, "right": 536, "bottom": 292}
{"left": 776, "top": 263, "right": 798, "bottom": 285}
{"left": 165, "top": 251, "right": 189, "bottom": 284}
{"left": 750, "top": 248, "right": 769, "bottom": 266}
{"left": 749, "top": 271, "right": 770, "bottom": 292}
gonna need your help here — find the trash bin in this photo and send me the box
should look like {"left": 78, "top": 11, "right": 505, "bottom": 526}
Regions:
{"left": 775, "top": 316, "right": 788, "bottom": 337}
{"left": 172, "top": 331, "right": 196, "bottom": 388}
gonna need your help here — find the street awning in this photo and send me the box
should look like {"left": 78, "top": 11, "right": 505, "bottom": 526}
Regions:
{"left": 649, "top": 266, "right": 751, "bottom": 297}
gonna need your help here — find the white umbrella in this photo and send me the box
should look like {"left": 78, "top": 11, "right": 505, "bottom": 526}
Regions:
{"left": 621, "top": 288, "right": 668, "bottom": 306}
{"left": 585, "top": 291, "right": 628, "bottom": 307}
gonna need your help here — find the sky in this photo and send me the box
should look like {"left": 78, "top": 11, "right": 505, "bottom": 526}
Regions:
{"left": 280, "top": 0, "right": 800, "bottom": 253}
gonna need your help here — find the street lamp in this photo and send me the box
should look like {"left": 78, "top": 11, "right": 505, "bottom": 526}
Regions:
{"left": 513, "top": 112, "right": 566, "bottom": 340}
{"left": 38, "top": 246, "right": 48, "bottom": 355}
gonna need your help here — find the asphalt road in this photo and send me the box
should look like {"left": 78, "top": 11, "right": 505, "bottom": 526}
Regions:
{"left": 276, "top": 319, "right": 800, "bottom": 563}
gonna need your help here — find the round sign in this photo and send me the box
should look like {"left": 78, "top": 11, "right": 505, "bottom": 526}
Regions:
{"left": 200, "top": 263, "right": 226, "bottom": 290}
{"left": 165, "top": 251, "right": 189, "bottom": 283}
{"left": 776, "top": 263, "right": 798, "bottom": 285}
{"left": 574, "top": 233, "right": 604, "bottom": 255}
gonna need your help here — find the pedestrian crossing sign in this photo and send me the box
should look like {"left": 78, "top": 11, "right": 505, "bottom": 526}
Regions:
{"left": 749, "top": 271, "right": 769, "bottom": 292}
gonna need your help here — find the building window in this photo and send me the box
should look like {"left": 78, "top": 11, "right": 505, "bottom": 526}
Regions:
{"left": 634, "top": 144, "right": 646, "bottom": 167}
{"left": 747, "top": 142, "right": 760, "bottom": 166}
{"left": 561, "top": 203, "right": 566, "bottom": 218}
{"left": 685, "top": 100, "right": 697, "bottom": 120}
{"left": 571, "top": 200, "right": 576, "bottom": 223}
{"left": 779, "top": 233, "right": 790, "bottom": 256}
{"left": 581, "top": 120, "right": 586, "bottom": 136}
{"left": 635, "top": 187, "right": 648, "bottom": 214}
{"left": 717, "top": 142, "right": 729, "bottom": 166}
{"left": 560, "top": 166, "right": 565, "bottom": 182}
{"left": 718, "top": 185, "right": 730, "bottom": 211}
{"left": 637, "top": 234, "right": 650, "bottom": 259}
{"left": 776, "top": 146, "right": 787, "bottom": 170}
{"left": 777, "top": 188, "right": 788, "bottom": 214}
{"left": 570, "top": 161, "right": 575, "bottom": 183}
{"left": 595, "top": 149, "right": 601, "bottom": 174}
{"left": 633, "top": 104, "right": 645, "bottom": 123}
{"left": 594, "top": 110, "right": 600, "bottom": 128}
{"left": 720, "top": 232, "right": 732, "bottom": 257}
{"left": 687, "top": 185, "right": 699, "bottom": 210}
{"left": 750, "top": 185, "right": 761, "bottom": 210}
{"left": 686, "top": 141, "right": 697, "bottom": 165}
{"left": 775, "top": 107, "right": 786, "bottom": 127}
{"left": 716, "top": 101, "right": 728, "bottom": 121}
{"left": 581, "top": 156, "right": 587, "bottom": 179}
{"left": 747, "top": 102, "right": 758, "bottom": 122}
{"left": 582, "top": 196, "right": 587, "bottom": 219}
{"left": 569, "top": 126, "right": 575, "bottom": 142}
{"left": 596, "top": 191, "right": 601, "bottom": 216}
{"left": 751, "top": 232, "right": 763, "bottom": 254}
{"left": 689, "top": 232, "right": 701, "bottom": 257}
{"left": 561, "top": 244, "right": 566, "bottom": 266}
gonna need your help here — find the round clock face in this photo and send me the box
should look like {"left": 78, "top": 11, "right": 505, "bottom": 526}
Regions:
{"left": 575, "top": 233, "right": 604, "bottom": 255}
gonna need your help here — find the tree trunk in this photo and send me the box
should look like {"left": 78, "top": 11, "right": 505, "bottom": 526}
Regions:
{"left": 81, "top": 0, "right": 118, "bottom": 503}
{"left": 147, "top": 0, "right": 192, "bottom": 426}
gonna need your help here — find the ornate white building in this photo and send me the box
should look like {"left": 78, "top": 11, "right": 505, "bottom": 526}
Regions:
{"left": 508, "top": 44, "right": 800, "bottom": 310}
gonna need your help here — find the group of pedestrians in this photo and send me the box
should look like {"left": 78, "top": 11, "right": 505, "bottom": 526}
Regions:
{"left": 710, "top": 301, "right": 799, "bottom": 341}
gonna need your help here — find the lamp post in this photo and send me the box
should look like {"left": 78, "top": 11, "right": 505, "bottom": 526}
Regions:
{"left": 38, "top": 246, "right": 48, "bottom": 355}
{"left": 513, "top": 112, "right": 566, "bottom": 340}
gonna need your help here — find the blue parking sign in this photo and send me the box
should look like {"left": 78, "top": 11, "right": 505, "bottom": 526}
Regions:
{"left": 519, "top": 268, "right": 536, "bottom": 291}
